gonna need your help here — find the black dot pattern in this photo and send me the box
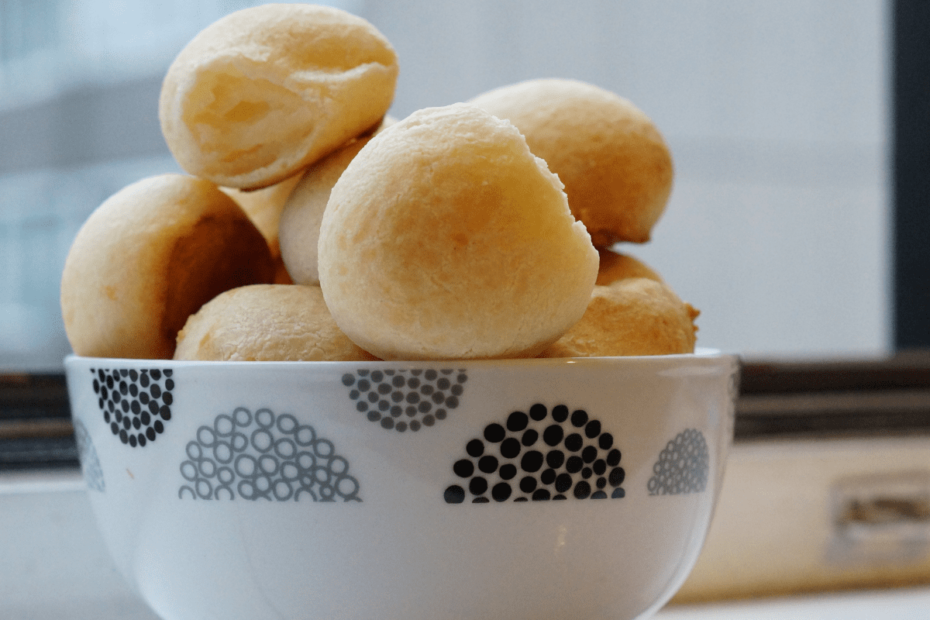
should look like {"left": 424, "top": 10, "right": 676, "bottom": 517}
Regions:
{"left": 444, "top": 404, "right": 626, "bottom": 503}
{"left": 647, "top": 429, "right": 710, "bottom": 496}
{"left": 73, "top": 418, "right": 105, "bottom": 493}
{"left": 90, "top": 367, "right": 174, "bottom": 448}
{"left": 341, "top": 368, "right": 468, "bottom": 433}
{"left": 178, "top": 407, "right": 361, "bottom": 502}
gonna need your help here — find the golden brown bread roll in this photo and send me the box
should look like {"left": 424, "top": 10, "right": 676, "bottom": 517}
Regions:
{"left": 61, "top": 174, "right": 275, "bottom": 359}
{"left": 174, "top": 284, "right": 378, "bottom": 362}
{"left": 318, "top": 103, "right": 599, "bottom": 361}
{"left": 539, "top": 279, "right": 699, "bottom": 358}
{"left": 278, "top": 117, "right": 396, "bottom": 286}
{"left": 596, "top": 247, "right": 663, "bottom": 286}
{"left": 159, "top": 4, "right": 399, "bottom": 189}
{"left": 469, "top": 78, "right": 674, "bottom": 246}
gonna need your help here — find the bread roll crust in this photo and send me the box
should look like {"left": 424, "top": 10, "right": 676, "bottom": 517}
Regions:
{"left": 470, "top": 78, "right": 673, "bottom": 246}
{"left": 61, "top": 174, "right": 275, "bottom": 359}
{"left": 596, "top": 248, "right": 663, "bottom": 286}
{"left": 318, "top": 103, "right": 599, "bottom": 360}
{"left": 540, "top": 279, "right": 699, "bottom": 358}
{"left": 174, "top": 284, "right": 378, "bottom": 362}
{"left": 159, "top": 4, "right": 398, "bottom": 189}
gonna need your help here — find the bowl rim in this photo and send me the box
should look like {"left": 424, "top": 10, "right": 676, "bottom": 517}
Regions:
{"left": 64, "top": 348, "right": 738, "bottom": 370}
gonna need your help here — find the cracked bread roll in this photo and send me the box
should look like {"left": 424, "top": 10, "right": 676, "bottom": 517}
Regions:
{"left": 174, "top": 284, "right": 378, "bottom": 361}
{"left": 318, "top": 103, "right": 599, "bottom": 361}
{"left": 470, "top": 78, "right": 674, "bottom": 246}
{"left": 61, "top": 174, "right": 275, "bottom": 359}
{"left": 279, "top": 116, "right": 396, "bottom": 285}
{"left": 539, "top": 279, "right": 699, "bottom": 358}
{"left": 159, "top": 3, "right": 399, "bottom": 189}
{"left": 596, "top": 248, "right": 663, "bottom": 286}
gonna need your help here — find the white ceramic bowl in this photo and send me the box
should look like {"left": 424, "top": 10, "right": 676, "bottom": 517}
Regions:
{"left": 66, "top": 349, "right": 739, "bottom": 620}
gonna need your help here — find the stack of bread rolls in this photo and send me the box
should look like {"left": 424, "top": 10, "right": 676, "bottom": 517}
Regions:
{"left": 60, "top": 3, "right": 698, "bottom": 363}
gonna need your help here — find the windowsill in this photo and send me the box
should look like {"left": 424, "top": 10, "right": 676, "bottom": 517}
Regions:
{"left": 0, "top": 469, "right": 161, "bottom": 620}
{"left": 660, "top": 586, "right": 930, "bottom": 619}
{"left": 2, "top": 468, "right": 929, "bottom": 620}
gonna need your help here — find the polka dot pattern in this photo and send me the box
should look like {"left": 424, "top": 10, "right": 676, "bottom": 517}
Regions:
{"left": 647, "top": 429, "right": 709, "bottom": 496}
{"left": 341, "top": 368, "right": 467, "bottom": 433}
{"left": 178, "top": 407, "right": 361, "bottom": 502}
{"left": 91, "top": 368, "right": 174, "bottom": 448}
{"left": 444, "top": 404, "right": 626, "bottom": 503}
{"left": 73, "top": 418, "right": 105, "bottom": 492}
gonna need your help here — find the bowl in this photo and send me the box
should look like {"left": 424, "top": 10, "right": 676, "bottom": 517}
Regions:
{"left": 66, "top": 349, "right": 739, "bottom": 620}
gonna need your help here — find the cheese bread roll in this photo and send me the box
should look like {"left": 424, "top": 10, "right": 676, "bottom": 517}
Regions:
{"left": 318, "top": 103, "right": 599, "bottom": 360}
{"left": 539, "top": 279, "right": 699, "bottom": 358}
{"left": 596, "top": 248, "right": 663, "bottom": 286}
{"left": 470, "top": 78, "right": 673, "bottom": 246}
{"left": 174, "top": 284, "right": 378, "bottom": 362}
{"left": 159, "top": 4, "right": 398, "bottom": 189}
{"left": 279, "top": 116, "right": 396, "bottom": 285}
{"left": 61, "top": 174, "right": 275, "bottom": 359}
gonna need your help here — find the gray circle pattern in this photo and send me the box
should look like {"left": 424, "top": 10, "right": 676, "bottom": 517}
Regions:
{"left": 647, "top": 428, "right": 710, "bottom": 495}
{"left": 178, "top": 407, "right": 361, "bottom": 502}
{"left": 73, "top": 418, "right": 105, "bottom": 492}
{"left": 342, "top": 368, "right": 467, "bottom": 432}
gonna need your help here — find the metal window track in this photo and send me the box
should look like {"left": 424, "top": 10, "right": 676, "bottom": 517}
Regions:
{"left": 736, "top": 352, "right": 930, "bottom": 440}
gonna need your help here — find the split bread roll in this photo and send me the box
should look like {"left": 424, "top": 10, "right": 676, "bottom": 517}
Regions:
{"left": 470, "top": 78, "right": 674, "bottom": 246}
{"left": 539, "top": 279, "right": 699, "bottom": 358}
{"left": 596, "top": 247, "right": 663, "bottom": 286}
{"left": 174, "top": 284, "right": 378, "bottom": 362}
{"left": 279, "top": 116, "right": 396, "bottom": 285}
{"left": 318, "top": 103, "right": 599, "bottom": 360}
{"left": 159, "top": 3, "right": 399, "bottom": 189}
{"left": 61, "top": 174, "right": 275, "bottom": 359}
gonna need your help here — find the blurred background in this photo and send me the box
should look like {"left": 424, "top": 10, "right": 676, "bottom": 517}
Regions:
{"left": 0, "top": 0, "right": 895, "bottom": 369}
{"left": 3, "top": 3, "right": 930, "bottom": 611}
